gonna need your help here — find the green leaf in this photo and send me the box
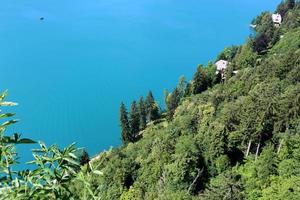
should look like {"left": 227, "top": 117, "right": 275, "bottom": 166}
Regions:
{"left": 0, "top": 90, "right": 8, "bottom": 101}
{"left": 92, "top": 170, "right": 103, "bottom": 175}
{"left": 1, "top": 120, "right": 18, "bottom": 127}
{"left": 17, "top": 138, "right": 37, "bottom": 144}
{"left": 63, "top": 157, "right": 80, "bottom": 166}
{"left": 68, "top": 153, "right": 77, "bottom": 159}
{"left": 0, "top": 101, "right": 18, "bottom": 107}
{"left": 0, "top": 113, "right": 15, "bottom": 118}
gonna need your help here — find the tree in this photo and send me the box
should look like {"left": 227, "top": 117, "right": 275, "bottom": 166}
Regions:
{"left": 184, "top": 82, "right": 192, "bottom": 97}
{"left": 129, "top": 100, "right": 140, "bottom": 142}
{"left": 277, "top": 0, "right": 295, "bottom": 17}
{"left": 177, "top": 76, "right": 186, "bottom": 97}
{"left": 145, "top": 91, "right": 160, "bottom": 122}
{"left": 138, "top": 96, "right": 147, "bottom": 131}
{"left": 201, "top": 170, "right": 244, "bottom": 200}
{"left": 224, "top": 64, "right": 234, "bottom": 82}
{"left": 206, "top": 61, "right": 220, "bottom": 86}
{"left": 216, "top": 46, "right": 239, "bottom": 61}
{"left": 165, "top": 88, "right": 181, "bottom": 121}
{"left": 120, "top": 102, "right": 130, "bottom": 144}
{"left": 192, "top": 64, "right": 209, "bottom": 94}
{"left": 234, "top": 39, "right": 257, "bottom": 69}
{"left": 253, "top": 33, "right": 269, "bottom": 54}
{"left": 165, "top": 76, "right": 187, "bottom": 121}
{"left": 79, "top": 149, "right": 90, "bottom": 166}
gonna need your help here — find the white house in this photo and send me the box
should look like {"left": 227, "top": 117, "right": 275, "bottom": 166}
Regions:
{"left": 215, "top": 60, "right": 229, "bottom": 81}
{"left": 272, "top": 13, "right": 282, "bottom": 26}
{"left": 215, "top": 60, "right": 228, "bottom": 72}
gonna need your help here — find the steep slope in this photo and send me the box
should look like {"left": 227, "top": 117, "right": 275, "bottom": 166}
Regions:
{"left": 70, "top": 2, "right": 300, "bottom": 200}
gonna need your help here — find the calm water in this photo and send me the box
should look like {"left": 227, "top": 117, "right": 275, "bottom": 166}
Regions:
{"left": 0, "top": 0, "right": 279, "bottom": 164}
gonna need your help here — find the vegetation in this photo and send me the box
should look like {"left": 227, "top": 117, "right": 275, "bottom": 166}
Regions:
{"left": 1, "top": 0, "right": 300, "bottom": 199}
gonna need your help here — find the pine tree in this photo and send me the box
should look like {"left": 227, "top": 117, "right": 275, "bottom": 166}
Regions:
{"left": 184, "top": 82, "right": 192, "bottom": 97}
{"left": 129, "top": 100, "right": 140, "bottom": 142}
{"left": 138, "top": 96, "right": 147, "bottom": 130}
{"left": 166, "top": 88, "right": 181, "bottom": 121}
{"left": 177, "top": 76, "right": 186, "bottom": 97}
{"left": 165, "top": 76, "right": 186, "bottom": 121}
{"left": 120, "top": 102, "right": 130, "bottom": 144}
{"left": 192, "top": 65, "right": 209, "bottom": 94}
{"left": 145, "top": 91, "right": 160, "bottom": 122}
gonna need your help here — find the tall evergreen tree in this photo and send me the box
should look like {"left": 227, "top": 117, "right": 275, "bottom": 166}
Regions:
{"left": 165, "top": 76, "right": 187, "bottom": 121}
{"left": 177, "top": 76, "right": 186, "bottom": 97}
{"left": 192, "top": 65, "right": 209, "bottom": 94}
{"left": 120, "top": 102, "right": 130, "bottom": 144}
{"left": 138, "top": 96, "right": 147, "bottom": 130}
{"left": 166, "top": 88, "right": 181, "bottom": 121}
{"left": 145, "top": 91, "right": 160, "bottom": 122}
{"left": 129, "top": 100, "right": 140, "bottom": 142}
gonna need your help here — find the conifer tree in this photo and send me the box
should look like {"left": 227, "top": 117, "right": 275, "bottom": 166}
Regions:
{"left": 165, "top": 76, "right": 186, "bottom": 121}
{"left": 145, "top": 91, "right": 160, "bottom": 122}
{"left": 120, "top": 102, "right": 130, "bottom": 144}
{"left": 138, "top": 96, "right": 147, "bottom": 130}
{"left": 129, "top": 100, "right": 140, "bottom": 142}
{"left": 166, "top": 88, "right": 181, "bottom": 121}
{"left": 184, "top": 82, "right": 192, "bottom": 97}
{"left": 192, "top": 65, "right": 209, "bottom": 94}
{"left": 177, "top": 76, "right": 186, "bottom": 97}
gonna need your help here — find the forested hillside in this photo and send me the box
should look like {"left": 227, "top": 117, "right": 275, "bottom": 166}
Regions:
{"left": 70, "top": 1, "right": 300, "bottom": 199}
{"left": 1, "top": 0, "right": 300, "bottom": 199}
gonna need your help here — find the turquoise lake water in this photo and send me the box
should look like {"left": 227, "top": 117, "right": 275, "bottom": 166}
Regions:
{"left": 0, "top": 0, "right": 279, "bottom": 164}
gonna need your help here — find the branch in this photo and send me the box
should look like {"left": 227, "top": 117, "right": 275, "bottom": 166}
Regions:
{"left": 188, "top": 168, "right": 204, "bottom": 194}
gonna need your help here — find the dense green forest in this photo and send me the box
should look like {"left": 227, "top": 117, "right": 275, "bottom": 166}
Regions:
{"left": 1, "top": 0, "right": 300, "bottom": 199}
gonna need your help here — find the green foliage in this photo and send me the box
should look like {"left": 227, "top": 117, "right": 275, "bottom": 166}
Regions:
{"left": 276, "top": 0, "right": 295, "bottom": 17}
{"left": 129, "top": 100, "right": 140, "bottom": 142}
{"left": 200, "top": 170, "right": 244, "bottom": 200}
{"left": 0, "top": 91, "right": 98, "bottom": 200}
{"left": 2, "top": 1, "right": 300, "bottom": 199}
{"left": 217, "top": 46, "right": 239, "bottom": 61}
{"left": 120, "top": 102, "right": 130, "bottom": 144}
{"left": 79, "top": 149, "right": 90, "bottom": 166}
{"left": 145, "top": 91, "right": 160, "bottom": 122}
{"left": 234, "top": 40, "right": 258, "bottom": 69}
{"left": 191, "top": 65, "right": 209, "bottom": 94}
{"left": 165, "top": 76, "right": 187, "bottom": 121}
{"left": 138, "top": 97, "right": 147, "bottom": 131}
{"left": 85, "top": 7, "right": 300, "bottom": 198}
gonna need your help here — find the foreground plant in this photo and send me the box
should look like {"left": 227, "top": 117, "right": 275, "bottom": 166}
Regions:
{"left": 0, "top": 91, "right": 102, "bottom": 199}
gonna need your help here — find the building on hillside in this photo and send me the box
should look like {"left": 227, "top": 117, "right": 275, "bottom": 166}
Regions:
{"left": 272, "top": 13, "right": 282, "bottom": 27}
{"left": 215, "top": 60, "right": 228, "bottom": 81}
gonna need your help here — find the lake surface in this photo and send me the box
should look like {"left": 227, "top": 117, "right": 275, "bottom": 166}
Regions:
{"left": 0, "top": 0, "right": 279, "bottom": 164}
